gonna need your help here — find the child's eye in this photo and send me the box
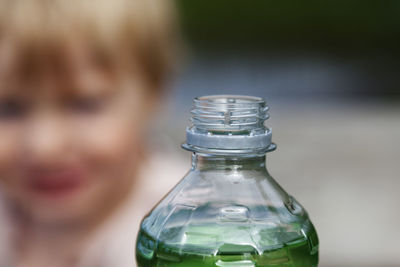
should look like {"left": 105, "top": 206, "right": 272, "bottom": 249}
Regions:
{"left": 0, "top": 99, "right": 27, "bottom": 120}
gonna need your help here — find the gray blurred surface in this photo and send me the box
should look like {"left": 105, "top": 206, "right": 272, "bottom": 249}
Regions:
{"left": 268, "top": 103, "right": 400, "bottom": 266}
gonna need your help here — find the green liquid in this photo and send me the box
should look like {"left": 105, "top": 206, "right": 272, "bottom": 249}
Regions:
{"left": 137, "top": 222, "right": 318, "bottom": 267}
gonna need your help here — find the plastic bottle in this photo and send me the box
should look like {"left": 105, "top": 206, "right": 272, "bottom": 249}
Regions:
{"left": 136, "top": 95, "right": 319, "bottom": 267}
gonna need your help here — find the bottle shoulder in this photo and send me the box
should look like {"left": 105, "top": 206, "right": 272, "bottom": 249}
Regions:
{"left": 140, "top": 169, "right": 317, "bottom": 251}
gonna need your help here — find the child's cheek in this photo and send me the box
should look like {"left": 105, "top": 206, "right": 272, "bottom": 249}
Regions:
{"left": 72, "top": 113, "right": 141, "bottom": 185}
{"left": 0, "top": 126, "right": 24, "bottom": 204}
{"left": 0, "top": 126, "right": 20, "bottom": 175}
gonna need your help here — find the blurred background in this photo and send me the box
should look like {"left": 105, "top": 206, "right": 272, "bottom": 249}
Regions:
{"left": 148, "top": 1, "right": 400, "bottom": 266}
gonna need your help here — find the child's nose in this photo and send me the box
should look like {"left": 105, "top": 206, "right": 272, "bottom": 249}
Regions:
{"left": 23, "top": 113, "right": 69, "bottom": 167}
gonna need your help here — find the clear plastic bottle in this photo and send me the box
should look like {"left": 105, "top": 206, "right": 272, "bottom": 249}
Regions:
{"left": 136, "top": 95, "right": 319, "bottom": 267}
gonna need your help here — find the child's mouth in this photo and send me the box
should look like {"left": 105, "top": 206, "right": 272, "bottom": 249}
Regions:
{"left": 28, "top": 169, "right": 86, "bottom": 198}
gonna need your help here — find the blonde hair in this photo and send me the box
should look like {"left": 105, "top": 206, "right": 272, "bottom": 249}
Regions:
{"left": 0, "top": 0, "right": 178, "bottom": 89}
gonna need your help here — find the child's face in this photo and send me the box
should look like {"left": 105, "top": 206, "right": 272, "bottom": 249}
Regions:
{"left": 0, "top": 38, "right": 155, "bottom": 225}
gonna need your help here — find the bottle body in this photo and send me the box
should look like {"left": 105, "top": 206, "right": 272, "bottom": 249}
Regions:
{"left": 136, "top": 154, "right": 319, "bottom": 267}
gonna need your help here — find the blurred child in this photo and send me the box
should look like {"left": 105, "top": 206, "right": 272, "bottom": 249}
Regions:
{"left": 0, "top": 0, "right": 178, "bottom": 266}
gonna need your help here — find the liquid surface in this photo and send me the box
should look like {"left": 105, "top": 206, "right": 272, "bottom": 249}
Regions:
{"left": 137, "top": 222, "right": 318, "bottom": 267}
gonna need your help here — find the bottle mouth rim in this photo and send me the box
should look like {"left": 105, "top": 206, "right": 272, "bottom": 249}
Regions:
{"left": 194, "top": 95, "right": 265, "bottom": 107}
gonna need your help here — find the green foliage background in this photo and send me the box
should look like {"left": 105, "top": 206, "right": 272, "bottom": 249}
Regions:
{"left": 175, "top": 0, "right": 400, "bottom": 54}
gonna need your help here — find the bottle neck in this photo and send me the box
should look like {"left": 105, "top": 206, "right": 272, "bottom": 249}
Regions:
{"left": 192, "top": 153, "right": 268, "bottom": 172}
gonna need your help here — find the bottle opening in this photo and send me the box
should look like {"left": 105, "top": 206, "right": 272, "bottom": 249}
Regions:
{"left": 183, "top": 95, "right": 275, "bottom": 154}
{"left": 191, "top": 95, "right": 269, "bottom": 134}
